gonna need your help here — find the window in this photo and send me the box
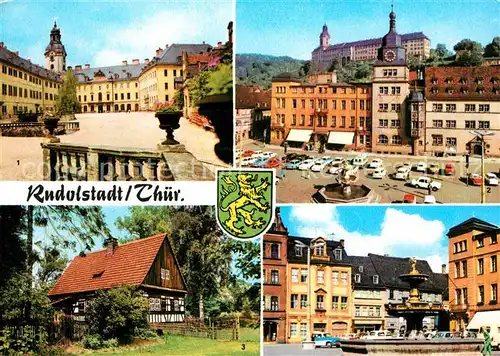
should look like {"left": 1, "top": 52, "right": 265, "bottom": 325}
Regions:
{"left": 446, "top": 138, "right": 457, "bottom": 147}
{"left": 301, "top": 269, "right": 308, "bottom": 283}
{"left": 173, "top": 70, "right": 177, "bottom": 77}
{"left": 334, "top": 248, "right": 342, "bottom": 260}
{"left": 492, "top": 284, "right": 498, "bottom": 302}
{"left": 316, "top": 295, "right": 324, "bottom": 310}
{"left": 478, "top": 286, "right": 484, "bottom": 304}
{"left": 160, "top": 268, "right": 170, "bottom": 280}
{"left": 341, "top": 100, "right": 346, "bottom": 110}
{"left": 478, "top": 258, "right": 484, "bottom": 275}
{"left": 341, "top": 272, "right": 348, "bottom": 285}
{"left": 479, "top": 121, "right": 490, "bottom": 129}
{"left": 291, "top": 294, "right": 298, "bottom": 308}
{"left": 446, "top": 104, "right": 456, "bottom": 112}
{"left": 149, "top": 298, "right": 161, "bottom": 311}
{"left": 359, "top": 266, "right": 363, "bottom": 273}
{"left": 351, "top": 100, "right": 356, "bottom": 110}
{"left": 332, "top": 271, "right": 339, "bottom": 285}
{"left": 478, "top": 238, "right": 485, "bottom": 248}
{"left": 446, "top": 120, "right": 456, "bottom": 128}
{"left": 391, "top": 104, "right": 401, "bottom": 112}
{"left": 341, "top": 116, "right": 346, "bottom": 127}
{"left": 350, "top": 116, "right": 355, "bottom": 128}
{"left": 270, "top": 296, "right": 278, "bottom": 311}
{"left": 300, "top": 323, "right": 308, "bottom": 339}
{"left": 332, "top": 296, "right": 339, "bottom": 310}
{"left": 391, "top": 86, "right": 400, "bottom": 95}
{"left": 354, "top": 274, "right": 361, "bottom": 283}
{"left": 317, "top": 270, "right": 324, "bottom": 284}
{"left": 456, "top": 289, "right": 462, "bottom": 305}
{"left": 379, "top": 87, "right": 388, "bottom": 95}
{"left": 373, "top": 275, "right": 379, "bottom": 284}
{"left": 341, "top": 296, "right": 348, "bottom": 310}
{"left": 355, "top": 306, "right": 361, "bottom": 316}
{"left": 300, "top": 295, "right": 308, "bottom": 308}
{"left": 300, "top": 115, "right": 305, "bottom": 126}
{"left": 270, "top": 243, "right": 280, "bottom": 259}
{"left": 271, "top": 270, "right": 279, "bottom": 284}
{"left": 433, "top": 120, "right": 443, "bottom": 128}
{"left": 492, "top": 235, "right": 498, "bottom": 244}
{"left": 378, "top": 135, "right": 388, "bottom": 144}
{"left": 465, "top": 120, "right": 476, "bottom": 129}
{"left": 331, "top": 116, "right": 336, "bottom": 127}
{"left": 390, "top": 120, "right": 400, "bottom": 128}
{"left": 432, "top": 135, "right": 443, "bottom": 146}
{"left": 295, "top": 246, "right": 302, "bottom": 257}
{"left": 462, "top": 260, "right": 468, "bottom": 277}
{"left": 315, "top": 243, "right": 325, "bottom": 256}
{"left": 378, "top": 103, "right": 388, "bottom": 112}
{"left": 432, "top": 104, "right": 443, "bottom": 112}
{"left": 292, "top": 268, "right": 299, "bottom": 283}
{"left": 360, "top": 100, "right": 365, "bottom": 110}
{"left": 290, "top": 323, "right": 298, "bottom": 337}
{"left": 165, "top": 83, "right": 168, "bottom": 89}
{"left": 491, "top": 256, "right": 497, "bottom": 273}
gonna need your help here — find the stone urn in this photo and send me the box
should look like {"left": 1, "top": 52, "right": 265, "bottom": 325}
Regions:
{"left": 155, "top": 111, "right": 182, "bottom": 145}
{"left": 43, "top": 117, "right": 60, "bottom": 138}
{"left": 198, "top": 93, "right": 233, "bottom": 165}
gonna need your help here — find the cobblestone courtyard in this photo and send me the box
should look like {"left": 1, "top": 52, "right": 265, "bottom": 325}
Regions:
{"left": 0, "top": 113, "right": 227, "bottom": 180}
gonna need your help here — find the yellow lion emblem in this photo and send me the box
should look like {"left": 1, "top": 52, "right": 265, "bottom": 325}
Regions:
{"left": 219, "top": 173, "right": 271, "bottom": 235}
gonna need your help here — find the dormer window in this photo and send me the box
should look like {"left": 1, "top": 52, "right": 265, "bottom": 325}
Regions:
{"left": 355, "top": 274, "right": 361, "bottom": 283}
{"left": 475, "top": 77, "right": 483, "bottom": 85}
{"left": 92, "top": 270, "right": 104, "bottom": 278}
{"left": 445, "top": 77, "right": 453, "bottom": 84}
{"left": 476, "top": 87, "right": 484, "bottom": 95}
{"left": 459, "top": 77, "right": 467, "bottom": 84}
{"left": 334, "top": 248, "right": 342, "bottom": 260}
{"left": 431, "top": 77, "right": 438, "bottom": 85}
{"left": 491, "top": 76, "right": 499, "bottom": 84}
{"left": 314, "top": 242, "right": 325, "bottom": 256}
{"left": 446, "top": 87, "right": 454, "bottom": 94}
{"left": 373, "top": 275, "right": 379, "bottom": 284}
{"left": 431, "top": 87, "right": 438, "bottom": 94}
{"left": 359, "top": 266, "right": 364, "bottom": 273}
{"left": 295, "top": 246, "right": 303, "bottom": 257}
{"left": 460, "top": 87, "right": 468, "bottom": 94}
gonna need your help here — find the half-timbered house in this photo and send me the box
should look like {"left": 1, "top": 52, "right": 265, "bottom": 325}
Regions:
{"left": 48, "top": 233, "right": 188, "bottom": 324}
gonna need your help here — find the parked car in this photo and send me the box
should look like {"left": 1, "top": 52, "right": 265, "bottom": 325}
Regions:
{"left": 311, "top": 160, "right": 329, "bottom": 172}
{"left": 311, "top": 332, "right": 341, "bottom": 348}
{"left": 319, "top": 156, "right": 334, "bottom": 165}
{"left": 352, "top": 156, "right": 368, "bottom": 168}
{"left": 467, "top": 173, "right": 482, "bottom": 186}
{"left": 261, "top": 151, "right": 277, "bottom": 159}
{"left": 428, "top": 163, "right": 440, "bottom": 174}
{"left": 486, "top": 173, "right": 499, "bottom": 186}
{"left": 368, "top": 158, "right": 383, "bottom": 169}
{"left": 328, "top": 162, "right": 344, "bottom": 175}
{"left": 415, "top": 162, "right": 427, "bottom": 172}
{"left": 363, "top": 330, "right": 394, "bottom": 340}
{"left": 433, "top": 331, "right": 460, "bottom": 339}
{"left": 251, "top": 157, "right": 269, "bottom": 168}
{"left": 410, "top": 177, "right": 442, "bottom": 191}
{"left": 251, "top": 151, "right": 263, "bottom": 159}
{"left": 424, "top": 195, "right": 437, "bottom": 204}
{"left": 394, "top": 166, "right": 411, "bottom": 180}
{"left": 241, "top": 150, "right": 255, "bottom": 157}
{"left": 444, "top": 163, "right": 455, "bottom": 175}
{"left": 298, "top": 159, "right": 315, "bottom": 170}
{"left": 286, "top": 159, "right": 303, "bottom": 170}
{"left": 264, "top": 158, "right": 281, "bottom": 168}
{"left": 372, "top": 168, "right": 387, "bottom": 179}
{"left": 331, "top": 157, "right": 345, "bottom": 164}
{"left": 235, "top": 149, "right": 244, "bottom": 158}
{"left": 240, "top": 156, "right": 257, "bottom": 167}
{"left": 403, "top": 194, "right": 417, "bottom": 204}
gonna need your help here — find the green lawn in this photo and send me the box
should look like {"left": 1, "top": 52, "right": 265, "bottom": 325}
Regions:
{"left": 89, "top": 335, "right": 259, "bottom": 356}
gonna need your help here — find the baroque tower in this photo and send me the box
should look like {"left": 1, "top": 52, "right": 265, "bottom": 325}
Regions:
{"left": 44, "top": 22, "right": 67, "bottom": 73}
{"left": 320, "top": 24, "right": 330, "bottom": 49}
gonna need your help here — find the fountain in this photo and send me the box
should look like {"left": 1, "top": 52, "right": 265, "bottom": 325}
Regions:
{"left": 340, "top": 258, "right": 483, "bottom": 356}
{"left": 312, "top": 162, "right": 379, "bottom": 204}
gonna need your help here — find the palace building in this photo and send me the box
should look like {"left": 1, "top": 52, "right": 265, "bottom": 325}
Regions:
{"left": 0, "top": 24, "right": 63, "bottom": 118}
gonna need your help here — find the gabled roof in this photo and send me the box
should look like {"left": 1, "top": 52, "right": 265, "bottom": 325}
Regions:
{"left": 236, "top": 85, "right": 271, "bottom": 109}
{"left": 447, "top": 217, "right": 499, "bottom": 238}
{"left": 348, "top": 255, "right": 384, "bottom": 289}
{"left": 48, "top": 233, "right": 176, "bottom": 297}
{"left": 268, "top": 207, "right": 288, "bottom": 235}
{"left": 73, "top": 63, "right": 145, "bottom": 82}
{"left": 287, "top": 236, "right": 349, "bottom": 265}
{"left": 157, "top": 43, "right": 212, "bottom": 65}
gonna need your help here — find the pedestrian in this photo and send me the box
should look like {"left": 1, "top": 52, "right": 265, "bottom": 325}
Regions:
{"left": 481, "top": 327, "right": 493, "bottom": 356}
{"left": 280, "top": 167, "right": 285, "bottom": 180}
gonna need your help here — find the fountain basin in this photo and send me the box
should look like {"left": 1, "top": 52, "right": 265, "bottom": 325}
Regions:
{"left": 341, "top": 339, "right": 483, "bottom": 356}
{"left": 312, "top": 183, "right": 379, "bottom": 204}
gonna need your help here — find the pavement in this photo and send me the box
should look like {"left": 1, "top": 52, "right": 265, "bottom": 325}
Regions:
{"left": 0, "top": 112, "right": 228, "bottom": 180}
{"left": 240, "top": 140, "right": 500, "bottom": 204}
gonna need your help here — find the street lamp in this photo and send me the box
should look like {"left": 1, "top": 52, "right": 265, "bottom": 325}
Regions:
{"left": 469, "top": 130, "right": 495, "bottom": 203}
{"left": 294, "top": 240, "right": 314, "bottom": 349}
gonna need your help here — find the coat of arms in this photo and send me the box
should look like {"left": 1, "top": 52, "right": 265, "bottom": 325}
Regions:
{"left": 216, "top": 169, "right": 275, "bottom": 239}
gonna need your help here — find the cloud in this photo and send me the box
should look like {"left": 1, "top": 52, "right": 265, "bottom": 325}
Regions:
{"left": 287, "top": 207, "right": 447, "bottom": 272}
{"left": 91, "top": 4, "right": 231, "bottom": 67}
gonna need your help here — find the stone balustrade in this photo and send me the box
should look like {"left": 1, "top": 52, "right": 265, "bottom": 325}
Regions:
{"left": 0, "top": 121, "right": 80, "bottom": 132}
{"left": 41, "top": 142, "right": 215, "bottom": 181}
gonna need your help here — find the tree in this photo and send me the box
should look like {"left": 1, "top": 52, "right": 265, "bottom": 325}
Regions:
{"left": 336, "top": 61, "right": 372, "bottom": 83}
{"left": 327, "top": 58, "right": 340, "bottom": 72}
{"left": 35, "top": 247, "right": 68, "bottom": 285}
{"left": 187, "top": 70, "right": 212, "bottom": 107}
{"left": 55, "top": 70, "right": 81, "bottom": 116}
{"left": 453, "top": 39, "right": 483, "bottom": 66}
{"left": 299, "top": 61, "right": 312, "bottom": 77}
{"left": 484, "top": 37, "right": 500, "bottom": 57}
{"left": 85, "top": 286, "right": 149, "bottom": 344}
{"left": 407, "top": 55, "right": 424, "bottom": 71}
{"left": 0, "top": 206, "right": 26, "bottom": 288}
{"left": 435, "top": 43, "right": 450, "bottom": 58}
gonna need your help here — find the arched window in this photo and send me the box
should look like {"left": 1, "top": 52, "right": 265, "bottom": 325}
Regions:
{"left": 50, "top": 64, "right": 54, "bottom": 70}
{"left": 98, "top": 93, "right": 102, "bottom": 102}
{"left": 120, "top": 104, "right": 125, "bottom": 111}
{"left": 392, "top": 135, "right": 402, "bottom": 145}
{"left": 378, "top": 135, "right": 388, "bottom": 144}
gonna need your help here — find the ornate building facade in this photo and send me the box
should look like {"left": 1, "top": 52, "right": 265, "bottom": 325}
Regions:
{"left": 44, "top": 22, "right": 67, "bottom": 73}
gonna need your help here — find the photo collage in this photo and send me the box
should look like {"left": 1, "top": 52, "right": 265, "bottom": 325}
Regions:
{"left": 0, "top": 0, "right": 499, "bottom": 355}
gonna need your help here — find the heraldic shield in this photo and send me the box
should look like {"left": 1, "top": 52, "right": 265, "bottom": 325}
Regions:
{"left": 216, "top": 169, "right": 275, "bottom": 240}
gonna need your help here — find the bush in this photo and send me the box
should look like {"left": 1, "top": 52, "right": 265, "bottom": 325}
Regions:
{"left": 102, "top": 337, "right": 119, "bottom": 348}
{"left": 135, "top": 328, "right": 158, "bottom": 339}
{"left": 1, "top": 127, "right": 45, "bottom": 137}
{"left": 82, "top": 334, "right": 102, "bottom": 350}
{"left": 85, "top": 286, "right": 149, "bottom": 344}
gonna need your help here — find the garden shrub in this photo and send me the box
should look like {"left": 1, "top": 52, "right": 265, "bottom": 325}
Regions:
{"left": 1, "top": 127, "right": 45, "bottom": 137}
{"left": 135, "top": 328, "right": 158, "bottom": 339}
{"left": 102, "top": 337, "right": 119, "bottom": 348}
{"left": 82, "top": 334, "right": 102, "bottom": 349}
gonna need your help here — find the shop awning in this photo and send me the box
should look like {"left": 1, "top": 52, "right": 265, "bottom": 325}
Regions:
{"left": 327, "top": 131, "right": 355, "bottom": 145}
{"left": 286, "top": 129, "right": 313, "bottom": 142}
{"left": 467, "top": 311, "right": 500, "bottom": 330}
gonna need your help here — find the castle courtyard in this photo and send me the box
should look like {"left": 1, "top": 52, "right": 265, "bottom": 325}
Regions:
{"left": 0, "top": 113, "right": 227, "bottom": 180}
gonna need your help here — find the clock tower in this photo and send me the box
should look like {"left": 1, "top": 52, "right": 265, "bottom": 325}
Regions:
{"left": 44, "top": 21, "right": 67, "bottom": 73}
{"left": 371, "top": 6, "right": 411, "bottom": 155}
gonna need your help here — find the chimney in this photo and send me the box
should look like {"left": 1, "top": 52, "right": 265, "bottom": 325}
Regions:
{"left": 132, "top": 59, "right": 139, "bottom": 65}
{"left": 122, "top": 60, "right": 127, "bottom": 66}
{"left": 75, "top": 65, "right": 82, "bottom": 71}
{"left": 84, "top": 64, "right": 90, "bottom": 69}
{"left": 202, "top": 41, "right": 205, "bottom": 44}
{"left": 155, "top": 48, "right": 162, "bottom": 56}
{"left": 227, "top": 21, "right": 233, "bottom": 44}
{"left": 0, "top": 42, "right": 4, "bottom": 48}
{"left": 441, "top": 264, "right": 447, "bottom": 273}
{"left": 145, "top": 58, "right": 150, "bottom": 65}
{"left": 339, "top": 239, "right": 345, "bottom": 247}
{"left": 217, "top": 41, "right": 222, "bottom": 48}
{"left": 104, "top": 238, "right": 118, "bottom": 256}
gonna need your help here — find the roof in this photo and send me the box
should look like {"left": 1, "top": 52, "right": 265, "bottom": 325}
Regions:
{"left": 73, "top": 63, "right": 145, "bottom": 82}
{"left": 348, "top": 255, "right": 385, "bottom": 289}
{"left": 447, "top": 217, "right": 499, "bottom": 238}
{"left": 157, "top": 43, "right": 212, "bottom": 65}
{"left": 312, "top": 32, "right": 429, "bottom": 52}
{"left": 268, "top": 207, "right": 288, "bottom": 235}
{"left": 272, "top": 72, "right": 301, "bottom": 82}
{"left": 0, "top": 45, "right": 62, "bottom": 82}
{"left": 236, "top": 85, "right": 271, "bottom": 109}
{"left": 287, "top": 236, "right": 349, "bottom": 265}
{"left": 48, "top": 233, "right": 174, "bottom": 296}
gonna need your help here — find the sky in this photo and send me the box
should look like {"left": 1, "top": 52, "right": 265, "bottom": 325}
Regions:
{"left": 236, "top": 0, "right": 500, "bottom": 59}
{"left": 279, "top": 205, "right": 500, "bottom": 273}
{"left": 0, "top": 0, "right": 232, "bottom": 67}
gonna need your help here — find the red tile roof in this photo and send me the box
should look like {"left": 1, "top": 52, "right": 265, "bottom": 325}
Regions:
{"left": 48, "top": 234, "right": 167, "bottom": 297}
